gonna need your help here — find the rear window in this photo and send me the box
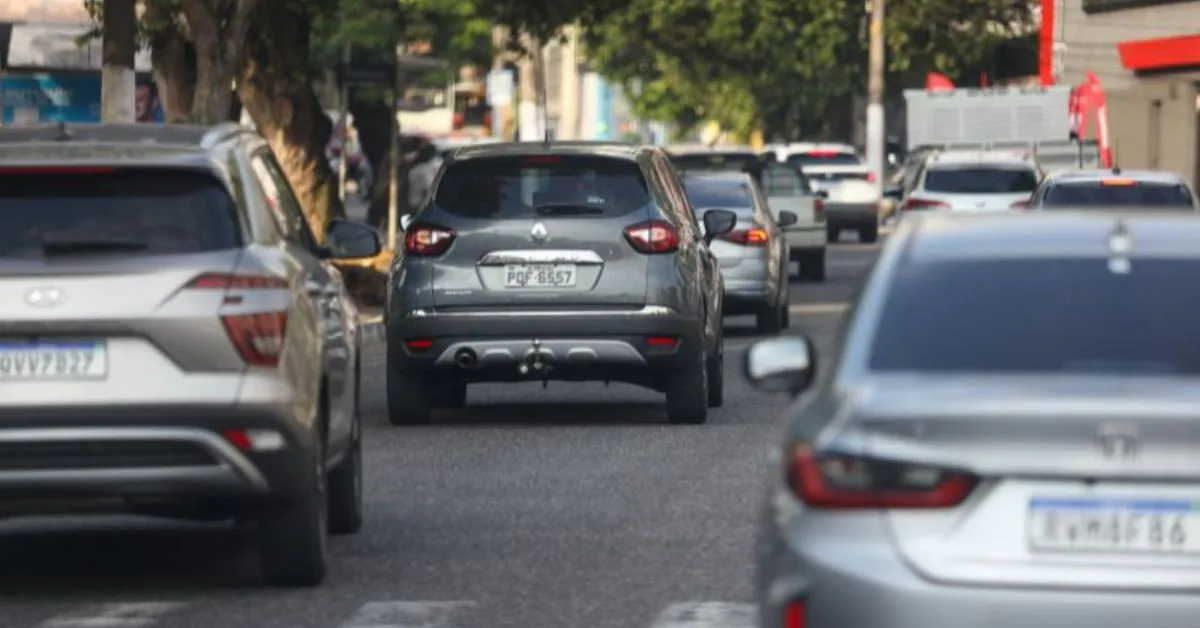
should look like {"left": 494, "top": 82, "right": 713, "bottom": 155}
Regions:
{"left": 432, "top": 155, "right": 650, "bottom": 219}
{"left": 924, "top": 166, "right": 1039, "bottom": 194}
{"left": 869, "top": 258, "right": 1200, "bottom": 375}
{"left": 670, "top": 152, "right": 759, "bottom": 173}
{"left": 1043, "top": 182, "right": 1195, "bottom": 208}
{"left": 683, "top": 177, "right": 754, "bottom": 210}
{"left": 759, "top": 166, "right": 808, "bottom": 196}
{"left": 0, "top": 169, "right": 241, "bottom": 258}
{"left": 787, "top": 152, "right": 862, "bottom": 168}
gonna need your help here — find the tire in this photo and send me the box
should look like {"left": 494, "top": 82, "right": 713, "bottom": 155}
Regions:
{"left": 802, "top": 250, "right": 826, "bottom": 282}
{"left": 858, "top": 223, "right": 879, "bottom": 243}
{"left": 826, "top": 225, "right": 840, "bottom": 243}
{"left": 706, "top": 330, "right": 724, "bottom": 408}
{"left": 756, "top": 301, "right": 783, "bottom": 335}
{"left": 666, "top": 345, "right": 708, "bottom": 424}
{"left": 429, "top": 380, "right": 467, "bottom": 409}
{"left": 386, "top": 352, "right": 431, "bottom": 425}
{"left": 781, "top": 299, "right": 791, "bottom": 329}
{"left": 326, "top": 407, "right": 363, "bottom": 535}
{"left": 258, "top": 439, "right": 328, "bottom": 587}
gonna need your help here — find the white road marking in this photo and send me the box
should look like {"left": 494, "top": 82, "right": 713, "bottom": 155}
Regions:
{"left": 789, "top": 302, "right": 849, "bottom": 315}
{"left": 38, "top": 602, "right": 185, "bottom": 628}
{"left": 650, "top": 602, "right": 756, "bottom": 628}
{"left": 338, "top": 601, "right": 475, "bottom": 628}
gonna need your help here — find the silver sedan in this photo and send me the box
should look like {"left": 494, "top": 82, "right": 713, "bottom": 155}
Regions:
{"left": 746, "top": 211, "right": 1200, "bottom": 628}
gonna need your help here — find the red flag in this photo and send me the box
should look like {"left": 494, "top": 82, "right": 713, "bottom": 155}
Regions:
{"left": 926, "top": 73, "right": 955, "bottom": 92}
{"left": 981, "top": 72, "right": 989, "bottom": 87}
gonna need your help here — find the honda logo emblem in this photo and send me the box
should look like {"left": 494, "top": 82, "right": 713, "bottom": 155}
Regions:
{"left": 24, "top": 286, "right": 66, "bottom": 309}
{"left": 1096, "top": 424, "right": 1139, "bottom": 459}
{"left": 530, "top": 222, "right": 548, "bottom": 242}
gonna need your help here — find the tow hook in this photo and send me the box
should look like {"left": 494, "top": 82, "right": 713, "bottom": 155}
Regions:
{"left": 518, "top": 339, "right": 552, "bottom": 377}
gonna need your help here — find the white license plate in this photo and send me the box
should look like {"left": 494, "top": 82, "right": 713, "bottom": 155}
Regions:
{"left": 504, "top": 264, "right": 577, "bottom": 289}
{"left": 1028, "top": 497, "right": 1200, "bottom": 554}
{"left": 0, "top": 340, "right": 108, "bottom": 381}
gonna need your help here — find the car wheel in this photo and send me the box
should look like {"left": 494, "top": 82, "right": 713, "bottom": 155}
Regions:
{"left": 826, "top": 225, "right": 840, "bottom": 242}
{"left": 258, "top": 438, "right": 328, "bottom": 587}
{"left": 781, "top": 298, "right": 790, "bottom": 329}
{"left": 859, "top": 224, "right": 879, "bottom": 243}
{"left": 666, "top": 344, "right": 708, "bottom": 424}
{"left": 326, "top": 405, "right": 363, "bottom": 535}
{"left": 429, "top": 380, "right": 467, "bottom": 409}
{"left": 756, "top": 301, "right": 783, "bottom": 334}
{"left": 706, "top": 329, "right": 724, "bottom": 408}
{"left": 802, "top": 250, "right": 826, "bottom": 282}
{"left": 386, "top": 352, "right": 431, "bottom": 425}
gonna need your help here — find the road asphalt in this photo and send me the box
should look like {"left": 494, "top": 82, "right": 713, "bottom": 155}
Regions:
{"left": 0, "top": 236, "right": 884, "bottom": 628}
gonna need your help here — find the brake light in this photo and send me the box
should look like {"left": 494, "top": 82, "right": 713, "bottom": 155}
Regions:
{"left": 404, "top": 223, "right": 456, "bottom": 256}
{"left": 721, "top": 227, "right": 769, "bottom": 246}
{"left": 623, "top": 220, "right": 680, "bottom": 254}
{"left": 783, "top": 601, "right": 806, "bottom": 628}
{"left": 866, "top": 172, "right": 876, "bottom": 183}
{"left": 901, "top": 197, "right": 949, "bottom": 211}
{"left": 787, "top": 445, "right": 977, "bottom": 509}
{"left": 187, "top": 273, "right": 289, "bottom": 366}
{"left": 807, "top": 150, "right": 839, "bottom": 157}
{"left": 1102, "top": 178, "right": 1136, "bottom": 186}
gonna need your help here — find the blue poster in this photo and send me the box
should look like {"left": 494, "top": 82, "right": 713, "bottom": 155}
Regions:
{"left": 0, "top": 73, "right": 102, "bottom": 124}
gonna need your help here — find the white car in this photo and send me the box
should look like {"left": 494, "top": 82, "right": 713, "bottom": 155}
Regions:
{"left": 899, "top": 148, "right": 1043, "bottom": 215}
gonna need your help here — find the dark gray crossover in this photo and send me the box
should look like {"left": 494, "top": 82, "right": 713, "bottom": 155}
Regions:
{"left": 385, "top": 142, "right": 737, "bottom": 425}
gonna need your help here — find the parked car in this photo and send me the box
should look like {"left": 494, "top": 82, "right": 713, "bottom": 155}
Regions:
{"left": 386, "top": 142, "right": 736, "bottom": 425}
{"left": 747, "top": 210, "right": 1200, "bottom": 628}
{"left": 0, "top": 122, "right": 380, "bottom": 586}
{"left": 680, "top": 171, "right": 795, "bottom": 333}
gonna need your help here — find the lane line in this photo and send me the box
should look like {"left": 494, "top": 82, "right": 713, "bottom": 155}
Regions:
{"left": 650, "top": 602, "right": 756, "bottom": 628}
{"left": 789, "top": 302, "right": 849, "bottom": 315}
{"left": 38, "top": 602, "right": 186, "bottom": 628}
{"left": 337, "top": 601, "right": 475, "bottom": 628}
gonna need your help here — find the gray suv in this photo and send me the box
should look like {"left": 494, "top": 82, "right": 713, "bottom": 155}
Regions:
{"left": 385, "top": 142, "right": 737, "bottom": 425}
{"left": 0, "top": 123, "right": 380, "bottom": 587}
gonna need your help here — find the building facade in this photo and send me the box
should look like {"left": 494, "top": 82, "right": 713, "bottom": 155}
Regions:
{"left": 1058, "top": 0, "right": 1200, "bottom": 185}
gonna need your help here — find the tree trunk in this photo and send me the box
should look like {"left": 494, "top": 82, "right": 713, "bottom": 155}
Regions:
{"left": 239, "top": 1, "right": 343, "bottom": 241}
{"left": 145, "top": 0, "right": 196, "bottom": 122}
{"left": 100, "top": 0, "right": 137, "bottom": 123}
{"left": 180, "top": 0, "right": 256, "bottom": 123}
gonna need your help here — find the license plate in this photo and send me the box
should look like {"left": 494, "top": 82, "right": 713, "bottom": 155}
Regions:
{"left": 1028, "top": 497, "right": 1200, "bottom": 554}
{"left": 504, "top": 264, "right": 577, "bottom": 289}
{"left": 0, "top": 340, "right": 108, "bottom": 381}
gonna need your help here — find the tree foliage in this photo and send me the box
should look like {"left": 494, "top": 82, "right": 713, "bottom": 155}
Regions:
{"left": 585, "top": 0, "right": 1035, "bottom": 140}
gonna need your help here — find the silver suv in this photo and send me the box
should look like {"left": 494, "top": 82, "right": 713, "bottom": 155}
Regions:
{"left": 385, "top": 142, "right": 737, "bottom": 425}
{"left": 0, "top": 123, "right": 380, "bottom": 587}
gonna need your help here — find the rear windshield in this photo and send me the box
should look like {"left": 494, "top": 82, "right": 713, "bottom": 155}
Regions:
{"left": 869, "top": 258, "right": 1200, "bottom": 375}
{"left": 670, "top": 152, "right": 759, "bottom": 173}
{"left": 1043, "top": 182, "right": 1195, "bottom": 208}
{"left": 924, "top": 166, "right": 1039, "bottom": 194}
{"left": 683, "top": 177, "right": 754, "bottom": 209}
{"left": 0, "top": 169, "right": 241, "bottom": 258}
{"left": 432, "top": 155, "right": 650, "bottom": 219}
{"left": 787, "top": 153, "right": 861, "bottom": 168}
{"left": 759, "top": 166, "right": 809, "bottom": 196}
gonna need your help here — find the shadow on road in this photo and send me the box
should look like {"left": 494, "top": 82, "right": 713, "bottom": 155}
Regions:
{"left": 432, "top": 401, "right": 669, "bottom": 427}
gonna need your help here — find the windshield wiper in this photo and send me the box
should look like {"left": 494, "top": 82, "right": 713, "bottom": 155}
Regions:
{"left": 40, "top": 235, "right": 149, "bottom": 256}
{"left": 534, "top": 203, "right": 606, "bottom": 216}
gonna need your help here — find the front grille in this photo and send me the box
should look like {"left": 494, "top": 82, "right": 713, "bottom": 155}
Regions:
{"left": 0, "top": 440, "right": 216, "bottom": 471}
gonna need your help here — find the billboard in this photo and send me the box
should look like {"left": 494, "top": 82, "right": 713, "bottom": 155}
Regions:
{"left": 0, "top": 72, "right": 163, "bottom": 124}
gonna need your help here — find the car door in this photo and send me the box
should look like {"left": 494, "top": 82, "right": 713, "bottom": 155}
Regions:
{"left": 657, "top": 153, "right": 721, "bottom": 344}
{"left": 748, "top": 178, "right": 786, "bottom": 300}
{"left": 249, "top": 150, "right": 355, "bottom": 454}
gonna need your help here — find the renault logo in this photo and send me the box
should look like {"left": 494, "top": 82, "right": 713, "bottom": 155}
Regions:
{"left": 1096, "top": 423, "right": 1139, "bottom": 459}
{"left": 25, "top": 286, "right": 66, "bottom": 309}
{"left": 531, "top": 222, "right": 548, "bottom": 242}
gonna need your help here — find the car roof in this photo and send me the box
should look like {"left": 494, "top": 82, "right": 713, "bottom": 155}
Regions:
{"left": 446, "top": 140, "right": 647, "bottom": 162}
{"left": 0, "top": 122, "right": 248, "bottom": 169}
{"left": 902, "top": 212, "right": 1200, "bottom": 262}
{"left": 925, "top": 149, "right": 1035, "bottom": 167}
{"left": 1043, "top": 169, "right": 1188, "bottom": 185}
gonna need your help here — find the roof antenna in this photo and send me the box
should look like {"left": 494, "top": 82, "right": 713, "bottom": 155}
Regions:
{"left": 53, "top": 121, "right": 72, "bottom": 141}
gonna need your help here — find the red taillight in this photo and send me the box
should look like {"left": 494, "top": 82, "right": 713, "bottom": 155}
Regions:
{"left": 866, "top": 172, "right": 876, "bottom": 183}
{"left": 187, "top": 273, "right": 289, "bottom": 366}
{"left": 901, "top": 197, "right": 949, "bottom": 211}
{"left": 807, "top": 150, "right": 839, "bottom": 157}
{"left": 788, "top": 445, "right": 977, "bottom": 509}
{"left": 721, "top": 227, "right": 769, "bottom": 246}
{"left": 221, "top": 429, "right": 253, "bottom": 452}
{"left": 1011, "top": 200, "right": 1029, "bottom": 209}
{"left": 783, "top": 600, "right": 806, "bottom": 628}
{"left": 813, "top": 199, "right": 825, "bottom": 221}
{"left": 404, "top": 223, "right": 456, "bottom": 256}
{"left": 406, "top": 338, "right": 433, "bottom": 352}
{"left": 623, "top": 220, "right": 680, "bottom": 254}
{"left": 646, "top": 336, "right": 678, "bottom": 348}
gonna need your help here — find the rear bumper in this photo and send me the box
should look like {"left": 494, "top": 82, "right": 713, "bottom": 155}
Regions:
{"left": 784, "top": 227, "right": 826, "bottom": 252}
{"left": 825, "top": 202, "right": 878, "bottom": 227}
{"left": 387, "top": 306, "right": 703, "bottom": 381}
{"left": 0, "top": 405, "right": 313, "bottom": 507}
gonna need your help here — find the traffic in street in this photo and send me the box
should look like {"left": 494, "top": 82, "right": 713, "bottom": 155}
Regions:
{"left": 0, "top": 238, "right": 879, "bottom": 628}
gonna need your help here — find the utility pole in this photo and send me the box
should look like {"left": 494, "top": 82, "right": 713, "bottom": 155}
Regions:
{"left": 100, "top": 0, "right": 137, "bottom": 123}
{"left": 866, "top": 0, "right": 886, "bottom": 194}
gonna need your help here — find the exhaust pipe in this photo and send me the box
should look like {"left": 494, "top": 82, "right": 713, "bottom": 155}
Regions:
{"left": 453, "top": 348, "right": 478, "bottom": 369}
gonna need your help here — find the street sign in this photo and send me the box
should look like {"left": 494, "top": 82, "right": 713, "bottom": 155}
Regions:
{"left": 486, "top": 69, "right": 514, "bottom": 108}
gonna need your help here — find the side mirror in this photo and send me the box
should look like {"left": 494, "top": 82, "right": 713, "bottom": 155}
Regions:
{"left": 777, "top": 210, "right": 798, "bottom": 228}
{"left": 325, "top": 219, "right": 382, "bottom": 260}
{"left": 743, "top": 336, "right": 817, "bottom": 394}
{"left": 701, "top": 209, "right": 737, "bottom": 244}
{"left": 399, "top": 214, "right": 414, "bottom": 232}
{"left": 882, "top": 186, "right": 904, "bottom": 200}
{"left": 813, "top": 189, "right": 829, "bottom": 200}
